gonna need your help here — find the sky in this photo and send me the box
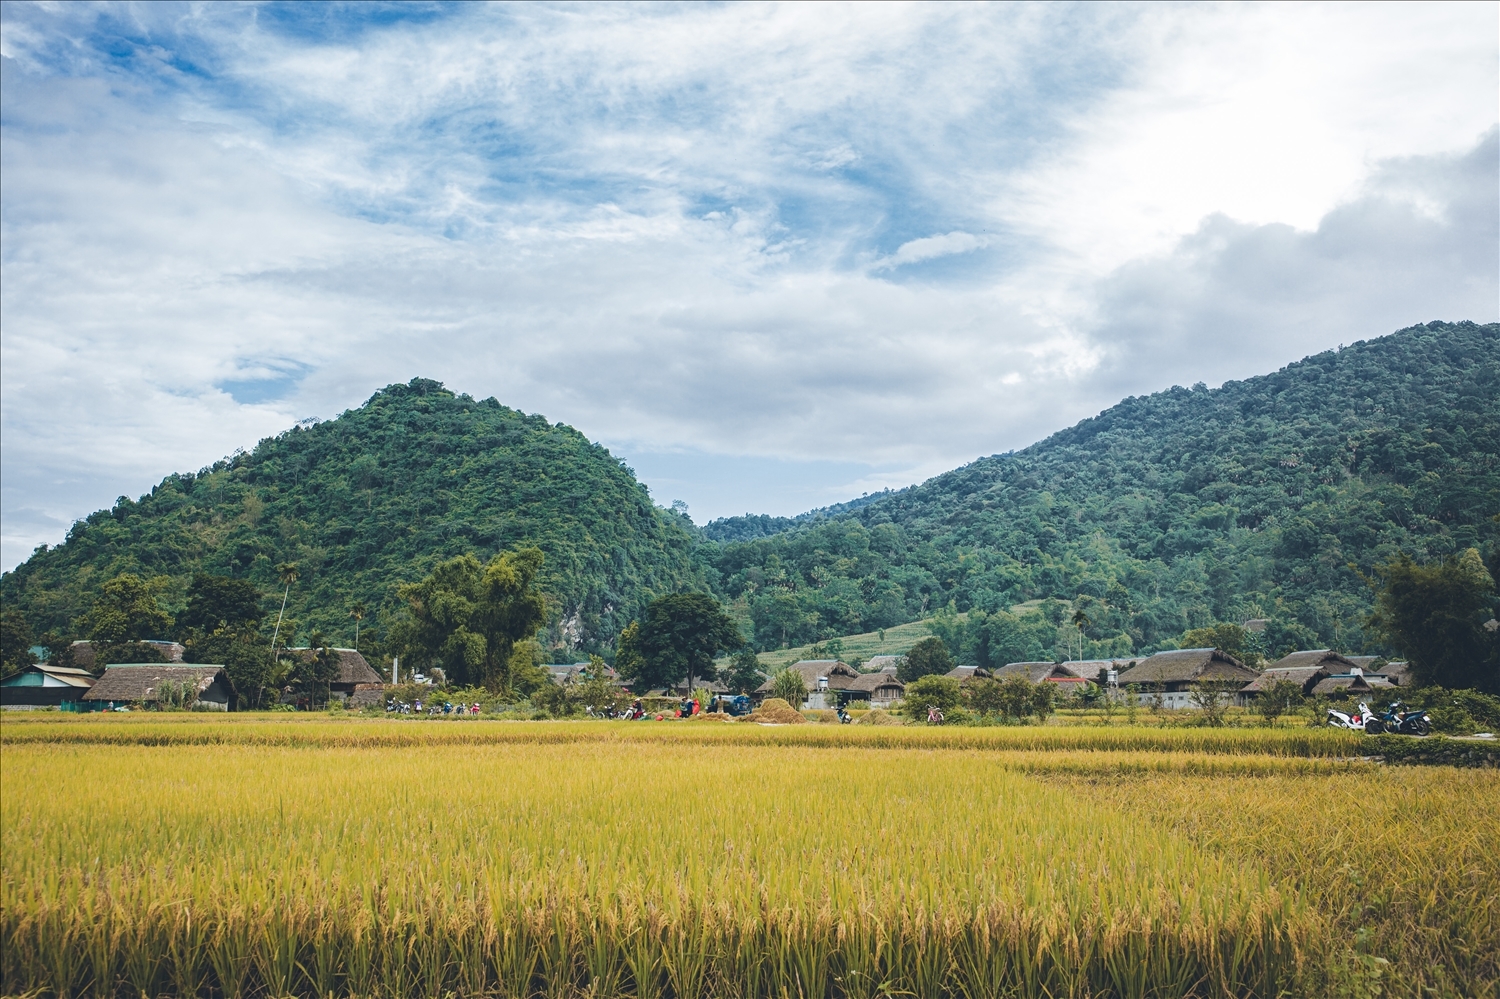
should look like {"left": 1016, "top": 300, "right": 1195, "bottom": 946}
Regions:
{"left": 1, "top": 1, "right": 1496, "bottom": 572}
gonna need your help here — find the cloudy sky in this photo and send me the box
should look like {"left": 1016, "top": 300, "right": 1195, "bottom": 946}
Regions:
{"left": 2, "top": 1, "right": 1496, "bottom": 571}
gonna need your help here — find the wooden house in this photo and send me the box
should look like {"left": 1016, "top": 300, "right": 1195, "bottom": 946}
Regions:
{"left": 842, "top": 670, "right": 906, "bottom": 709}
{"left": 993, "top": 661, "right": 1091, "bottom": 691}
{"left": 0, "top": 663, "right": 96, "bottom": 710}
{"left": 82, "top": 664, "right": 236, "bottom": 711}
{"left": 754, "top": 660, "right": 861, "bottom": 709}
{"left": 285, "top": 647, "right": 385, "bottom": 706}
{"left": 1114, "top": 649, "right": 1258, "bottom": 709}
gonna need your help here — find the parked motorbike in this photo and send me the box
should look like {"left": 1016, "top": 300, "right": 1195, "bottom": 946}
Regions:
{"left": 1327, "top": 701, "right": 1378, "bottom": 732}
{"left": 1372, "top": 700, "right": 1431, "bottom": 736}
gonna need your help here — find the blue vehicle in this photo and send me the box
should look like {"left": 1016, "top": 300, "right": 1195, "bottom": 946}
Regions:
{"left": 721, "top": 694, "right": 753, "bottom": 717}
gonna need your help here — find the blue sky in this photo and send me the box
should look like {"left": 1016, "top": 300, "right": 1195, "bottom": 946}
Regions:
{"left": 1, "top": 1, "right": 1496, "bottom": 569}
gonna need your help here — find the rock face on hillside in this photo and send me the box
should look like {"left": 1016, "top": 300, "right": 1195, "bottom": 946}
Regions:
{"left": 1, "top": 379, "right": 705, "bottom": 652}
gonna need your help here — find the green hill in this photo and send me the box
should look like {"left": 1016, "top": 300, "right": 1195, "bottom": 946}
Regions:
{"left": 1, "top": 379, "right": 706, "bottom": 654}
{"left": 704, "top": 322, "right": 1500, "bottom": 662}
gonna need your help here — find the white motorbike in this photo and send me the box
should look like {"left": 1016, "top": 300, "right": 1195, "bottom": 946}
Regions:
{"left": 1327, "top": 701, "right": 1377, "bottom": 732}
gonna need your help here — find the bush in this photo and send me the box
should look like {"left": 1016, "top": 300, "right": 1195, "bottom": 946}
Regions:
{"left": 904, "top": 675, "right": 962, "bottom": 719}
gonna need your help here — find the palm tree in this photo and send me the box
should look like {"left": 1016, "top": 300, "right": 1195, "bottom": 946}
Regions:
{"left": 1070, "top": 609, "right": 1091, "bottom": 661}
{"left": 349, "top": 602, "right": 366, "bottom": 651}
{"left": 269, "top": 562, "right": 300, "bottom": 663}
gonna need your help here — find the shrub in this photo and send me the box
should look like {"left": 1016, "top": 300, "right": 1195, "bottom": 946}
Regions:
{"left": 903, "top": 674, "right": 961, "bottom": 718}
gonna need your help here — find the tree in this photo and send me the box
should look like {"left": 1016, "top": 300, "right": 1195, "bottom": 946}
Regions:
{"left": 2, "top": 609, "right": 37, "bottom": 674}
{"left": 898, "top": 637, "right": 954, "bottom": 683}
{"left": 724, "top": 648, "right": 766, "bottom": 694}
{"left": 1369, "top": 550, "right": 1498, "bottom": 692}
{"left": 904, "top": 674, "right": 961, "bottom": 717}
{"left": 768, "top": 667, "right": 808, "bottom": 705}
{"left": 616, "top": 593, "right": 740, "bottom": 692}
{"left": 287, "top": 631, "right": 341, "bottom": 707}
{"left": 1189, "top": 677, "right": 1241, "bottom": 727}
{"left": 997, "top": 676, "right": 1036, "bottom": 721}
{"left": 83, "top": 573, "right": 172, "bottom": 665}
{"left": 1179, "top": 622, "right": 1262, "bottom": 667}
{"left": 269, "top": 562, "right": 300, "bottom": 662}
{"left": 349, "top": 602, "right": 367, "bottom": 651}
{"left": 389, "top": 548, "right": 547, "bottom": 691}
{"left": 178, "top": 574, "right": 263, "bottom": 636}
{"left": 1254, "top": 678, "right": 1304, "bottom": 726}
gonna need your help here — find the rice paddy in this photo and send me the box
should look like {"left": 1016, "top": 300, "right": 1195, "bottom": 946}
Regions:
{"left": 2, "top": 715, "right": 1495, "bottom": 998}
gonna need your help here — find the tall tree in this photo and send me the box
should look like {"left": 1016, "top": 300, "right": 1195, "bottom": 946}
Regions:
{"left": 899, "top": 637, "right": 954, "bottom": 683}
{"left": 617, "top": 593, "right": 741, "bottom": 692}
{"left": 723, "top": 647, "right": 766, "bottom": 694}
{"left": 389, "top": 548, "right": 547, "bottom": 691}
{"left": 349, "top": 602, "right": 366, "bottom": 651}
{"left": 1, "top": 609, "right": 36, "bottom": 674}
{"left": 178, "top": 574, "right": 263, "bottom": 636}
{"left": 1369, "top": 550, "right": 1498, "bottom": 692}
{"left": 83, "top": 573, "right": 172, "bottom": 665}
{"left": 269, "top": 563, "right": 300, "bottom": 662}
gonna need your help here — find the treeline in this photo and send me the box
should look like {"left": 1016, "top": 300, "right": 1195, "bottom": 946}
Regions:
{"left": 700, "top": 322, "right": 1500, "bottom": 659}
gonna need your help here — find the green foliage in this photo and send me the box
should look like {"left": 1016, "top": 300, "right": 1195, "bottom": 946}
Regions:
{"left": 80, "top": 573, "right": 173, "bottom": 666}
{"left": 1, "top": 379, "right": 705, "bottom": 655}
{"left": 768, "top": 667, "right": 808, "bottom": 704}
{"left": 1, "top": 609, "right": 36, "bottom": 674}
{"left": 904, "top": 674, "right": 961, "bottom": 716}
{"left": 178, "top": 573, "right": 263, "bottom": 634}
{"left": 899, "top": 636, "right": 953, "bottom": 682}
{"left": 1190, "top": 678, "right": 1242, "bottom": 727}
{"left": 1368, "top": 549, "right": 1498, "bottom": 692}
{"left": 615, "top": 593, "right": 739, "bottom": 692}
{"left": 1255, "top": 678, "right": 1305, "bottom": 726}
{"left": 723, "top": 648, "right": 765, "bottom": 695}
{"left": 704, "top": 323, "right": 1500, "bottom": 659}
{"left": 388, "top": 549, "right": 548, "bottom": 692}
{"left": 1180, "top": 622, "right": 1261, "bottom": 665}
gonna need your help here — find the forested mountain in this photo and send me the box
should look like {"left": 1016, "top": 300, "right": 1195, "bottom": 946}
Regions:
{"left": 6, "top": 324, "right": 1496, "bottom": 670}
{"left": 1, "top": 379, "right": 706, "bottom": 654}
{"left": 703, "top": 322, "right": 1500, "bottom": 662}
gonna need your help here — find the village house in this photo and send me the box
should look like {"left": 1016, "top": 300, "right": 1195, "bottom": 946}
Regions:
{"left": 842, "top": 670, "right": 906, "bottom": 709}
{"left": 1243, "top": 650, "right": 1399, "bottom": 701}
{"left": 285, "top": 647, "right": 386, "bottom": 706}
{"left": 862, "top": 655, "right": 902, "bottom": 674}
{"left": 67, "top": 639, "right": 185, "bottom": 671}
{"left": 754, "top": 660, "right": 861, "bottom": 709}
{"left": 81, "top": 664, "right": 236, "bottom": 711}
{"left": 0, "top": 662, "right": 96, "bottom": 710}
{"left": 1114, "top": 648, "right": 1259, "bottom": 709}
{"left": 992, "top": 661, "right": 1092, "bottom": 693}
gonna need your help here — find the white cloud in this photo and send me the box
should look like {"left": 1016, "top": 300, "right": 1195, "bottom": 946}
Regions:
{"left": 874, "top": 232, "right": 987, "bottom": 270}
{"left": 0, "top": 2, "right": 1495, "bottom": 570}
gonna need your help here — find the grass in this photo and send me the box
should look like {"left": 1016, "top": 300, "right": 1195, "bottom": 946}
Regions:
{"left": 2, "top": 714, "right": 1494, "bottom": 998}
{"left": 727, "top": 618, "right": 940, "bottom": 671}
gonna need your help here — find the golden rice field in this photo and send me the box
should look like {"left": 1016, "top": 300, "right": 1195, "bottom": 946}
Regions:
{"left": 2, "top": 715, "right": 1496, "bottom": 999}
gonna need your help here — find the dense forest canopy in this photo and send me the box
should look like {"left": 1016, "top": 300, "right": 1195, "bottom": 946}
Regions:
{"left": 1, "top": 379, "right": 707, "bottom": 656}
{"left": 3, "top": 323, "right": 1496, "bottom": 668}
{"left": 701, "top": 322, "right": 1500, "bottom": 662}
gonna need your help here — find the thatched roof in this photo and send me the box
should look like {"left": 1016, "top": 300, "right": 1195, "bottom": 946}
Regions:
{"left": 1240, "top": 665, "right": 1328, "bottom": 695}
{"left": 863, "top": 656, "right": 902, "bottom": 674}
{"left": 755, "top": 660, "right": 860, "bottom": 693}
{"left": 68, "top": 639, "right": 185, "bottom": 671}
{"left": 1269, "top": 650, "right": 1362, "bottom": 673}
{"left": 83, "top": 665, "right": 235, "bottom": 703}
{"left": 1115, "top": 648, "right": 1257, "bottom": 685}
{"left": 993, "top": 661, "right": 1088, "bottom": 684}
{"left": 1311, "top": 672, "right": 1394, "bottom": 696}
{"left": 1380, "top": 661, "right": 1411, "bottom": 685}
{"left": 285, "top": 648, "right": 383, "bottom": 685}
{"left": 945, "top": 665, "right": 992, "bottom": 680}
{"left": 845, "top": 671, "right": 905, "bottom": 694}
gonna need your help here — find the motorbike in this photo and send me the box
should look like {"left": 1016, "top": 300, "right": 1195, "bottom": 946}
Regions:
{"left": 1327, "top": 701, "right": 1378, "bottom": 732}
{"left": 1370, "top": 700, "right": 1431, "bottom": 736}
